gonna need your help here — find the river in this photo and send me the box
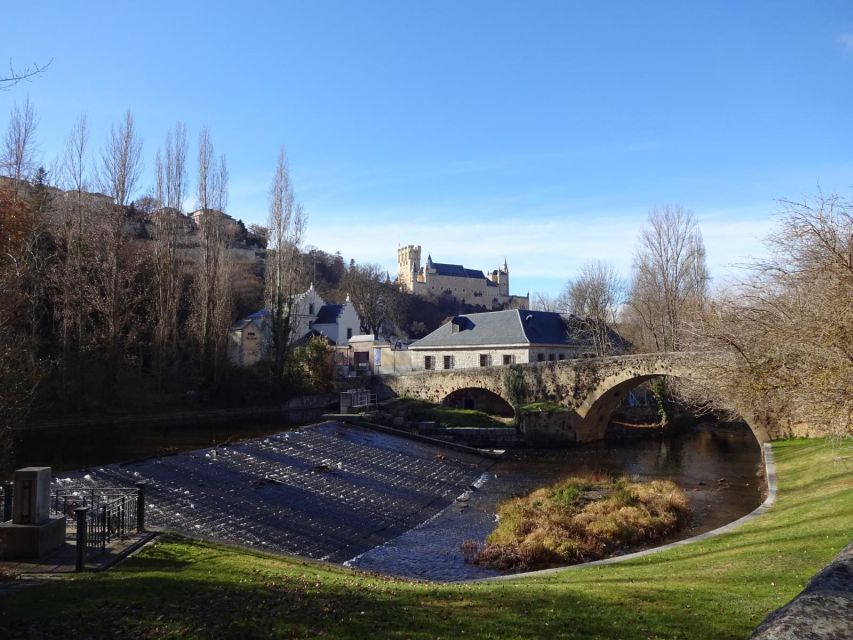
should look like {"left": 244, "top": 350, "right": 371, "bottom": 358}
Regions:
{"left": 347, "top": 422, "right": 764, "bottom": 581}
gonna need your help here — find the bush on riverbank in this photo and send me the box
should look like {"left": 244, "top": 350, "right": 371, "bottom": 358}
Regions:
{"left": 468, "top": 475, "right": 691, "bottom": 570}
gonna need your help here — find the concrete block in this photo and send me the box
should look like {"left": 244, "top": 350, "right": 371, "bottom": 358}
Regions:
{"left": 0, "top": 516, "right": 66, "bottom": 559}
{"left": 13, "top": 467, "right": 52, "bottom": 525}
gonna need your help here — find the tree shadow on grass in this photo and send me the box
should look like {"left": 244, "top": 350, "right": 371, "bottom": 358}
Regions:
{"left": 0, "top": 569, "right": 751, "bottom": 640}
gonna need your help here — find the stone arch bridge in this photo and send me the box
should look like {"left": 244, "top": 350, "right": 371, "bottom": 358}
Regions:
{"left": 380, "top": 352, "right": 770, "bottom": 445}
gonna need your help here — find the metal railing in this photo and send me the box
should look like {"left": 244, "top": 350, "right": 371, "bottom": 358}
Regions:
{"left": 52, "top": 483, "right": 146, "bottom": 571}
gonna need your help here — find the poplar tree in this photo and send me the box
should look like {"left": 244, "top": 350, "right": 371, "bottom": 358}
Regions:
{"left": 265, "top": 147, "right": 305, "bottom": 380}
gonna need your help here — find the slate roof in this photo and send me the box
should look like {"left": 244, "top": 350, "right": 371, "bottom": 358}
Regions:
{"left": 314, "top": 304, "right": 342, "bottom": 324}
{"left": 430, "top": 261, "right": 488, "bottom": 280}
{"left": 246, "top": 308, "right": 271, "bottom": 320}
{"left": 410, "top": 310, "right": 594, "bottom": 349}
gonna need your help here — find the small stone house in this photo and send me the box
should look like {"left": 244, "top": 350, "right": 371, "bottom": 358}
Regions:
{"left": 406, "top": 309, "right": 617, "bottom": 371}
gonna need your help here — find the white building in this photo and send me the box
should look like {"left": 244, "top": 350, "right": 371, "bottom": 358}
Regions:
{"left": 228, "top": 285, "right": 363, "bottom": 367}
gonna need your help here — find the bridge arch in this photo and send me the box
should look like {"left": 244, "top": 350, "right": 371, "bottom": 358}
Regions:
{"left": 441, "top": 387, "right": 514, "bottom": 417}
{"left": 575, "top": 359, "right": 770, "bottom": 444}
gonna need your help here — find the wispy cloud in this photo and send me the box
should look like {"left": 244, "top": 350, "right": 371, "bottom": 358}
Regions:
{"left": 839, "top": 33, "right": 853, "bottom": 54}
{"left": 303, "top": 202, "right": 776, "bottom": 297}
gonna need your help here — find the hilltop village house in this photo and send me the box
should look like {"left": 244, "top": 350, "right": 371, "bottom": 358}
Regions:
{"left": 396, "top": 244, "right": 529, "bottom": 310}
{"left": 228, "top": 285, "right": 363, "bottom": 368}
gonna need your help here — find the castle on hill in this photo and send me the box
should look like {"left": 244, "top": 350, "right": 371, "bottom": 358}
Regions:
{"left": 397, "top": 244, "right": 529, "bottom": 310}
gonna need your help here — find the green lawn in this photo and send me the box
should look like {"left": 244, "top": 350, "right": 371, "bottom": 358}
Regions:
{"left": 0, "top": 438, "right": 850, "bottom": 639}
{"left": 520, "top": 401, "right": 570, "bottom": 413}
{"left": 383, "top": 397, "right": 513, "bottom": 429}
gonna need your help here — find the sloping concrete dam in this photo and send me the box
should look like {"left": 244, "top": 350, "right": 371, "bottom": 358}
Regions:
{"left": 52, "top": 422, "right": 488, "bottom": 562}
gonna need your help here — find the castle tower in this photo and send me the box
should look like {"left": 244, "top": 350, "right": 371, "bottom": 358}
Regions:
{"left": 497, "top": 258, "right": 509, "bottom": 296}
{"left": 397, "top": 244, "right": 421, "bottom": 293}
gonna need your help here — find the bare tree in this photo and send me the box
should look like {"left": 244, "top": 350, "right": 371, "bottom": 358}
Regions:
{"left": 0, "top": 59, "right": 51, "bottom": 90}
{"left": 691, "top": 194, "right": 852, "bottom": 439}
{"left": 265, "top": 147, "right": 306, "bottom": 379}
{"left": 627, "top": 205, "right": 708, "bottom": 351}
{"left": 93, "top": 110, "right": 144, "bottom": 384}
{"left": 344, "top": 263, "right": 398, "bottom": 338}
{"left": 0, "top": 179, "right": 43, "bottom": 470}
{"left": 191, "top": 127, "right": 232, "bottom": 385}
{"left": 57, "top": 115, "right": 91, "bottom": 350}
{"left": 564, "top": 260, "right": 626, "bottom": 356}
{"left": 1, "top": 96, "right": 39, "bottom": 184}
{"left": 99, "top": 110, "right": 143, "bottom": 207}
{"left": 151, "top": 122, "right": 188, "bottom": 386}
{"left": 531, "top": 291, "right": 561, "bottom": 312}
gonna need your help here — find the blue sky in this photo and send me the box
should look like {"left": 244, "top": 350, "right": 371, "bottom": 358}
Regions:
{"left": 3, "top": 1, "right": 852, "bottom": 298}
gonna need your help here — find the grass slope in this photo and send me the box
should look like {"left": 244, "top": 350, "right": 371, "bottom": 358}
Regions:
{"left": 0, "top": 439, "right": 850, "bottom": 640}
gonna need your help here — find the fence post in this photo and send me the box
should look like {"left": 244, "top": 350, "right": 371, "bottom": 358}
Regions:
{"left": 2, "top": 483, "right": 12, "bottom": 522}
{"left": 119, "top": 496, "right": 126, "bottom": 539}
{"left": 135, "top": 482, "right": 146, "bottom": 532}
{"left": 74, "top": 507, "right": 89, "bottom": 572}
{"left": 101, "top": 504, "right": 107, "bottom": 552}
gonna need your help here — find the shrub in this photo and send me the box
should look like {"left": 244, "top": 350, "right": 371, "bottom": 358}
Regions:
{"left": 469, "top": 475, "right": 691, "bottom": 570}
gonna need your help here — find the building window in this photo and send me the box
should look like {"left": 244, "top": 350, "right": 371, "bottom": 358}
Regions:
{"left": 558, "top": 354, "right": 566, "bottom": 361}
{"left": 548, "top": 353, "right": 555, "bottom": 361}
{"left": 424, "top": 356, "right": 434, "bottom": 370}
{"left": 309, "top": 303, "right": 315, "bottom": 315}
{"left": 347, "top": 328, "right": 353, "bottom": 339}
{"left": 502, "top": 354, "right": 515, "bottom": 365}
{"left": 537, "top": 353, "right": 545, "bottom": 362}
{"left": 443, "top": 355, "right": 454, "bottom": 370}
{"left": 479, "top": 354, "right": 489, "bottom": 367}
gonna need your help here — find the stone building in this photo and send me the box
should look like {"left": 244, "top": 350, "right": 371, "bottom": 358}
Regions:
{"left": 405, "top": 309, "right": 616, "bottom": 372}
{"left": 396, "top": 244, "right": 528, "bottom": 309}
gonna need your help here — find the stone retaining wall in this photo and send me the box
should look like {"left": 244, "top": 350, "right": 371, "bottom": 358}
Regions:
{"left": 750, "top": 541, "right": 853, "bottom": 639}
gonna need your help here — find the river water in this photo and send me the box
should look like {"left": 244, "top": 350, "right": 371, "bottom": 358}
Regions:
{"left": 347, "top": 422, "right": 765, "bottom": 581}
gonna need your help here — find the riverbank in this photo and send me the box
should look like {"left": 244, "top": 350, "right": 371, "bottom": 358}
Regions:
{"left": 0, "top": 438, "right": 849, "bottom": 639}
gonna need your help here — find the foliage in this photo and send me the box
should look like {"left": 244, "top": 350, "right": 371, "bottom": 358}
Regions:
{"left": 502, "top": 364, "right": 525, "bottom": 417}
{"left": 649, "top": 377, "right": 669, "bottom": 424}
{"left": 0, "top": 439, "right": 850, "bottom": 639}
{"left": 469, "top": 475, "right": 691, "bottom": 570}
{"left": 288, "top": 337, "right": 335, "bottom": 394}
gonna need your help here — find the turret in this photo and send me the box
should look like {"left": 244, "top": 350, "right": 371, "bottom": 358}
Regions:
{"left": 497, "top": 258, "right": 509, "bottom": 296}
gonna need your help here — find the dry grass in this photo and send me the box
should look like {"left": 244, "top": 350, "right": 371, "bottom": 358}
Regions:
{"left": 468, "top": 475, "right": 691, "bottom": 570}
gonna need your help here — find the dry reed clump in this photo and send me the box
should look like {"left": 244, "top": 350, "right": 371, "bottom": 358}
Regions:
{"left": 467, "top": 476, "right": 691, "bottom": 571}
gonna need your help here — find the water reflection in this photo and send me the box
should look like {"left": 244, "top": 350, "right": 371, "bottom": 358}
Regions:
{"left": 348, "top": 422, "right": 764, "bottom": 582}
